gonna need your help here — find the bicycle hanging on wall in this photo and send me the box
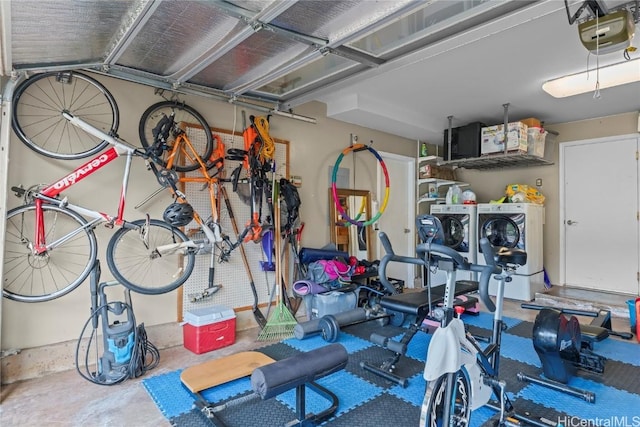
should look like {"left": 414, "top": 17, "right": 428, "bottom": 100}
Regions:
{"left": 4, "top": 109, "right": 197, "bottom": 302}
{"left": 4, "top": 71, "right": 209, "bottom": 302}
{"left": 136, "top": 100, "right": 240, "bottom": 303}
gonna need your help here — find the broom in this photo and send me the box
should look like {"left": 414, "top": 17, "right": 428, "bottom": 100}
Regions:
{"left": 257, "top": 180, "right": 298, "bottom": 341}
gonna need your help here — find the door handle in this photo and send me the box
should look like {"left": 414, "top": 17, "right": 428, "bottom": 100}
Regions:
{"left": 404, "top": 228, "right": 411, "bottom": 233}
{"left": 566, "top": 220, "right": 578, "bottom": 225}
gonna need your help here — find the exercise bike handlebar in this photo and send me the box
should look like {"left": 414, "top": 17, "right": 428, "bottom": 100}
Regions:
{"left": 377, "top": 232, "right": 500, "bottom": 312}
{"left": 378, "top": 232, "right": 428, "bottom": 294}
{"left": 416, "top": 238, "right": 499, "bottom": 313}
{"left": 415, "top": 242, "right": 468, "bottom": 268}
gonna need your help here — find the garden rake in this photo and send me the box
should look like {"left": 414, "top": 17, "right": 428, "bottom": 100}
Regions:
{"left": 257, "top": 181, "right": 297, "bottom": 341}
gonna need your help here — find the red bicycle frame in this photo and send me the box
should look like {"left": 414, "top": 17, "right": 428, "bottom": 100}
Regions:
{"left": 32, "top": 112, "right": 140, "bottom": 253}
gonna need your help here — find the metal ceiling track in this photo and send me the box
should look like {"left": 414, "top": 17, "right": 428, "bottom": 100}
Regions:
{"left": 0, "top": 0, "right": 11, "bottom": 76}
{"left": 89, "top": 65, "right": 317, "bottom": 124}
{"left": 565, "top": 0, "right": 640, "bottom": 24}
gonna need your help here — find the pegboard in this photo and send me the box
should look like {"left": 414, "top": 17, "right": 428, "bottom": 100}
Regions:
{"left": 178, "top": 125, "right": 290, "bottom": 319}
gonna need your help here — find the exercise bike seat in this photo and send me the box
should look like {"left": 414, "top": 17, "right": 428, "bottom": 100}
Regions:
{"left": 494, "top": 247, "right": 527, "bottom": 267}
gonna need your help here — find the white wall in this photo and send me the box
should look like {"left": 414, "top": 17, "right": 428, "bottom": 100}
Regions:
{"left": 1, "top": 73, "right": 415, "bottom": 352}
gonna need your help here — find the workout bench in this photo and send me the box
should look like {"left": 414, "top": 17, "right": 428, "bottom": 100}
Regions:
{"left": 181, "top": 344, "right": 348, "bottom": 427}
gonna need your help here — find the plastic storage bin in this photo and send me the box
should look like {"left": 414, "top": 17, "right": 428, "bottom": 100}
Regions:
{"left": 307, "top": 290, "right": 357, "bottom": 320}
{"left": 627, "top": 299, "right": 637, "bottom": 329}
{"left": 183, "top": 305, "right": 236, "bottom": 354}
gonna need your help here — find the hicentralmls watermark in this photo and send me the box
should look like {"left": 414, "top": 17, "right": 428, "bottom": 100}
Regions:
{"left": 557, "top": 416, "right": 640, "bottom": 427}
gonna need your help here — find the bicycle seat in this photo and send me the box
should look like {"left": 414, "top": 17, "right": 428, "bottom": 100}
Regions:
{"left": 494, "top": 247, "right": 527, "bottom": 267}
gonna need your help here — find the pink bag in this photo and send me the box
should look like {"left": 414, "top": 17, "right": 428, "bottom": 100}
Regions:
{"left": 306, "top": 259, "right": 353, "bottom": 284}
{"left": 318, "top": 259, "right": 352, "bottom": 280}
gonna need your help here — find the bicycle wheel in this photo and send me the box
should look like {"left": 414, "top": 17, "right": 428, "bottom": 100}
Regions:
{"left": 12, "top": 70, "right": 119, "bottom": 160}
{"left": 420, "top": 369, "right": 471, "bottom": 427}
{"left": 138, "top": 101, "right": 214, "bottom": 172}
{"left": 106, "top": 218, "right": 195, "bottom": 294}
{"left": 3, "top": 204, "right": 98, "bottom": 302}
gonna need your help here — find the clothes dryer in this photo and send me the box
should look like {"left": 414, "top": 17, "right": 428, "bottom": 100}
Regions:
{"left": 428, "top": 204, "right": 478, "bottom": 285}
{"left": 477, "top": 203, "right": 544, "bottom": 301}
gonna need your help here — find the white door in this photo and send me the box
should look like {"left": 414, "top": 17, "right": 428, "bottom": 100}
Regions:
{"left": 561, "top": 135, "right": 639, "bottom": 294}
{"left": 377, "top": 152, "right": 416, "bottom": 289}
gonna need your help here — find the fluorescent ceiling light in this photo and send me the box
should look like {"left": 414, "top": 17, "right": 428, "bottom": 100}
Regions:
{"left": 542, "top": 58, "right": 640, "bottom": 98}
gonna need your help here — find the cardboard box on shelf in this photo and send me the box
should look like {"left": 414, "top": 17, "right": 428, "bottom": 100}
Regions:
{"left": 481, "top": 121, "right": 528, "bottom": 155}
{"left": 419, "top": 164, "right": 456, "bottom": 180}
{"left": 520, "top": 117, "right": 541, "bottom": 128}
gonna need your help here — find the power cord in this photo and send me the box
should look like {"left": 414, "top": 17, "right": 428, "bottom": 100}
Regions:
{"left": 128, "top": 323, "right": 160, "bottom": 379}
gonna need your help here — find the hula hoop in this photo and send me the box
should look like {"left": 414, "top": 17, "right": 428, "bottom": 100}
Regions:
{"left": 352, "top": 196, "right": 367, "bottom": 222}
{"left": 331, "top": 143, "right": 390, "bottom": 227}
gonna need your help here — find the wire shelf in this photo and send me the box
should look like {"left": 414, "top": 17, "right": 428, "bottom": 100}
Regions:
{"left": 439, "top": 153, "right": 553, "bottom": 170}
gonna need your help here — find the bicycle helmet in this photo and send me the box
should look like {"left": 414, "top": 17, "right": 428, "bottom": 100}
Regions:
{"left": 163, "top": 202, "right": 194, "bottom": 227}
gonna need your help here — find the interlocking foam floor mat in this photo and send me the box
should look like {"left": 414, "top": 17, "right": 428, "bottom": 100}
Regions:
{"left": 143, "top": 312, "right": 640, "bottom": 427}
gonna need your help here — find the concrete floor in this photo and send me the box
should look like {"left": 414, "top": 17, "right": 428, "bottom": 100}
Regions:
{"left": 0, "top": 296, "right": 634, "bottom": 427}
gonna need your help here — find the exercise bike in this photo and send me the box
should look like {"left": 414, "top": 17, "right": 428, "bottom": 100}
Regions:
{"left": 377, "top": 215, "right": 545, "bottom": 427}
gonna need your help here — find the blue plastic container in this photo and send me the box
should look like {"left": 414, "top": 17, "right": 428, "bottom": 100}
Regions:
{"left": 627, "top": 299, "right": 637, "bottom": 329}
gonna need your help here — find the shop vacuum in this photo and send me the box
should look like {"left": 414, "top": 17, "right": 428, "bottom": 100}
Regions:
{"left": 75, "top": 261, "right": 160, "bottom": 385}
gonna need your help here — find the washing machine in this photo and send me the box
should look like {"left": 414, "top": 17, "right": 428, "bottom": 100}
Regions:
{"left": 477, "top": 203, "right": 544, "bottom": 301}
{"left": 427, "top": 204, "right": 478, "bottom": 286}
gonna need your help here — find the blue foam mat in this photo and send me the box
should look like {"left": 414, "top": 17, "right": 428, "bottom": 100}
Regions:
{"left": 462, "top": 311, "right": 523, "bottom": 330}
{"left": 283, "top": 331, "right": 373, "bottom": 354}
{"left": 518, "top": 379, "right": 640, "bottom": 420}
{"left": 593, "top": 337, "right": 640, "bottom": 366}
{"left": 277, "top": 370, "right": 383, "bottom": 417}
{"left": 142, "top": 369, "right": 194, "bottom": 419}
{"left": 143, "top": 312, "right": 640, "bottom": 426}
